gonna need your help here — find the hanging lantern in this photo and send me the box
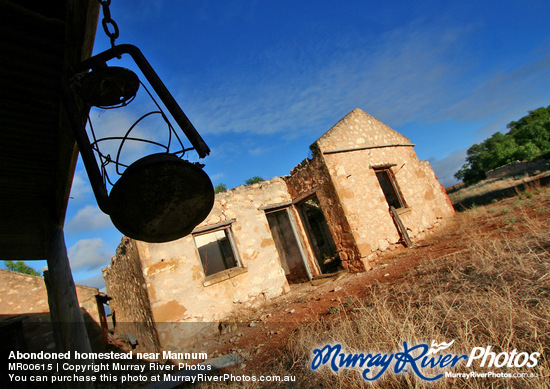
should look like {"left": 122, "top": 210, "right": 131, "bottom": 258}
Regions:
{"left": 61, "top": 42, "right": 215, "bottom": 243}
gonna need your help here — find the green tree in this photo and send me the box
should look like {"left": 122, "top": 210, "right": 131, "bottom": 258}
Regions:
{"left": 507, "top": 106, "right": 550, "bottom": 151}
{"left": 455, "top": 106, "right": 550, "bottom": 185}
{"left": 4, "top": 260, "right": 41, "bottom": 276}
{"left": 454, "top": 143, "right": 487, "bottom": 184}
{"left": 513, "top": 142, "right": 541, "bottom": 161}
{"left": 245, "top": 176, "right": 265, "bottom": 185}
{"left": 479, "top": 132, "right": 518, "bottom": 170}
{"left": 214, "top": 183, "right": 227, "bottom": 193}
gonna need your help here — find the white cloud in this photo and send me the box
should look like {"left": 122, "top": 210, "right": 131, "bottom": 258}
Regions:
{"left": 180, "top": 20, "right": 468, "bottom": 138}
{"left": 430, "top": 149, "right": 468, "bottom": 188}
{"left": 66, "top": 205, "right": 111, "bottom": 233}
{"left": 207, "top": 142, "right": 242, "bottom": 162}
{"left": 91, "top": 110, "right": 152, "bottom": 145}
{"left": 248, "top": 146, "right": 272, "bottom": 156}
{"left": 69, "top": 170, "right": 92, "bottom": 201}
{"left": 209, "top": 173, "right": 225, "bottom": 182}
{"left": 179, "top": 17, "right": 549, "bottom": 153}
{"left": 68, "top": 238, "right": 111, "bottom": 272}
{"left": 77, "top": 272, "right": 106, "bottom": 291}
{"left": 434, "top": 53, "right": 550, "bottom": 126}
{"left": 86, "top": 107, "right": 187, "bottom": 183}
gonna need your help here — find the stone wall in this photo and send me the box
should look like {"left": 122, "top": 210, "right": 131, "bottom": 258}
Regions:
{"left": 0, "top": 269, "right": 50, "bottom": 315}
{"left": 128, "top": 177, "right": 291, "bottom": 352}
{"left": 485, "top": 159, "right": 550, "bottom": 180}
{"left": 0, "top": 268, "right": 104, "bottom": 351}
{"left": 103, "top": 237, "right": 161, "bottom": 355}
{"left": 284, "top": 153, "right": 365, "bottom": 273}
{"left": 314, "top": 109, "right": 455, "bottom": 266}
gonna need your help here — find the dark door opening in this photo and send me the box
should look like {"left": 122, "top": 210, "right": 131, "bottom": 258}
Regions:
{"left": 298, "top": 196, "right": 341, "bottom": 274}
{"left": 266, "top": 209, "right": 310, "bottom": 283}
{"left": 374, "top": 168, "right": 406, "bottom": 209}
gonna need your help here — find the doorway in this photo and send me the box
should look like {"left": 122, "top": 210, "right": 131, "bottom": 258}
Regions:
{"left": 297, "top": 196, "right": 341, "bottom": 274}
{"left": 266, "top": 209, "right": 310, "bottom": 283}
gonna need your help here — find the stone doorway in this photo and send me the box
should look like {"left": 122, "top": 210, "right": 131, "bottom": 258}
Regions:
{"left": 297, "top": 196, "right": 341, "bottom": 274}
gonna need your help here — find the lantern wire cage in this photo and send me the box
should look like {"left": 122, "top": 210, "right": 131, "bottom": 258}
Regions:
{"left": 84, "top": 76, "right": 197, "bottom": 188}
{"left": 60, "top": 1, "right": 215, "bottom": 243}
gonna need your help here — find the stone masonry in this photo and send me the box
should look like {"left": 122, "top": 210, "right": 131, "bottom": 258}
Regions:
{"left": 103, "top": 108, "right": 455, "bottom": 356}
{"left": 0, "top": 268, "right": 105, "bottom": 352}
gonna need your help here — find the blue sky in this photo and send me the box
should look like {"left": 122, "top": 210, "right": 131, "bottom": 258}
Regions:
{"left": 12, "top": 0, "right": 550, "bottom": 289}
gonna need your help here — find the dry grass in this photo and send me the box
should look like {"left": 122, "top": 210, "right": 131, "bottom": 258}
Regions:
{"left": 197, "top": 189, "right": 550, "bottom": 388}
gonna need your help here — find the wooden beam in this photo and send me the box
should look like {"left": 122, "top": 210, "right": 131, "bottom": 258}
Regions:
{"left": 390, "top": 206, "right": 413, "bottom": 248}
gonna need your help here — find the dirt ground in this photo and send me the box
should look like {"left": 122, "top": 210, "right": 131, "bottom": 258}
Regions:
{"left": 203, "top": 240, "right": 468, "bottom": 371}
{"left": 196, "top": 182, "right": 550, "bottom": 374}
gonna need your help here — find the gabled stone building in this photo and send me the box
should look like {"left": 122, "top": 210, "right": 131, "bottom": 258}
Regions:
{"left": 103, "top": 108, "right": 454, "bottom": 354}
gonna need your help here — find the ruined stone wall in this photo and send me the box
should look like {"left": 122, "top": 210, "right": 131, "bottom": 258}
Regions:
{"left": 0, "top": 269, "right": 50, "bottom": 315}
{"left": 0, "top": 268, "right": 104, "bottom": 351}
{"left": 315, "top": 109, "right": 455, "bottom": 267}
{"left": 103, "top": 238, "right": 161, "bottom": 355}
{"left": 485, "top": 159, "right": 550, "bottom": 180}
{"left": 0, "top": 268, "right": 101, "bottom": 322}
{"left": 133, "top": 177, "right": 291, "bottom": 352}
{"left": 284, "top": 153, "right": 365, "bottom": 273}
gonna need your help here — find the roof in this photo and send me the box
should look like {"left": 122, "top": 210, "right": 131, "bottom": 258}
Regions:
{"left": 0, "top": 0, "right": 100, "bottom": 259}
{"left": 312, "top": 108, "right": 412, "bottom": 152}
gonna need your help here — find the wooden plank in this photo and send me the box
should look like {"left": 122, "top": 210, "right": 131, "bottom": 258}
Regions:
{"left": 390, "top": 206, "right": 413, "bottom": 248}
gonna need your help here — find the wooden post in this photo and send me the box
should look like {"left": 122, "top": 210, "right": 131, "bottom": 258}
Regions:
{"left": 43, "top": 268, "right": 64, "bottom": 353}
{"left": 46, "top": 225, "right": 92, "bottom": 355}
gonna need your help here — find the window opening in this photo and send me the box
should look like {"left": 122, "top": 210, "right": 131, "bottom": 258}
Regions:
{"left": 375, "top": 168, "right": 405, "bottom": 209}
{"left": 193, "top": 227, "right": 239, "bottom": 276}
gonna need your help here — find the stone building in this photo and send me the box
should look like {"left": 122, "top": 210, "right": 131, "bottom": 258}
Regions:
{"left": 0, "top": 268, "right": 108, "bottom": 353}
{"left": 103, "top": 108, "right": 454, "bottom": 354}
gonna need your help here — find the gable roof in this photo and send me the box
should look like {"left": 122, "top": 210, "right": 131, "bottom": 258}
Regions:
{"left": 312, "top": 108, "right": 412, "bottom": 153}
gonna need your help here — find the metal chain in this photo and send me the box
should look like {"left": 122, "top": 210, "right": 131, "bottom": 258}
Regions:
{"left": 99, "top": 0, "right": 119, "bottom": 49}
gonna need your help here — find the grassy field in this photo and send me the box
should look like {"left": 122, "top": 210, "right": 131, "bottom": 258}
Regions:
{"left": 195, "top": 187, "right": 550, "bottom": 388}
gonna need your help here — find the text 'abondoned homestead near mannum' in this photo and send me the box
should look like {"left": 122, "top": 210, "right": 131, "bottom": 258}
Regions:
{"left": 103, "top": 108, "right": 455, "bottom": 355}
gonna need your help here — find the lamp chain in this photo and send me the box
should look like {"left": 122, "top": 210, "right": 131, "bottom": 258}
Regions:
{"left": 98, "top": 0, "right": 119, "bottom": 50}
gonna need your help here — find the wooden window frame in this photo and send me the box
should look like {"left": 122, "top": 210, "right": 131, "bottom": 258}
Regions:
{"left": 192, "top": 222, "right": 242, "bottom": 280}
